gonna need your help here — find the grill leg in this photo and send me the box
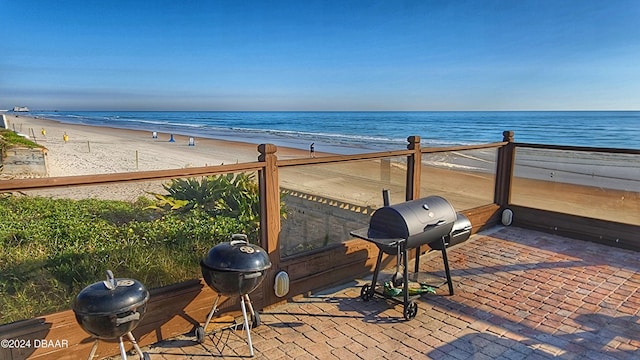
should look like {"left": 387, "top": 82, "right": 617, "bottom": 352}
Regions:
{"left": 118, "top": 336, "right": 128, "bottom": 360}
{"left": 126, "top": 332, "right": 145, "bottom": 360}
{"left": 392, "top": 242, "right": 404, "bottom": 287}
{"left": 244, "top": 294, "right": 255, "bottom": 317}
{"left": 370, "top": 250, "right": 384, "bottom": 293}
{"left": 439, "top": 237, "right": 454, "bottom": 295}
{"left": 240, "top": 295, "right": 255, "bottom": 356}
{"left": 244, "top": 293, "right": 262, "bottom": 327}
{"left": 402, "top": 244, "right": 409, "bottom": 309}
{"left": 87, "top": 339, "right": 99, "bottom": 360}
{"left": 414, "top": 245, "right": 421, "bottom": 273}
{"left": 202, "top": 294, "right": 222, "bottom": 331}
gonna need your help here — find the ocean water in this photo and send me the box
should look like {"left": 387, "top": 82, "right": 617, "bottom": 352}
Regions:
{"left": 28, "top": 111, "right": 640, "bottom": 154}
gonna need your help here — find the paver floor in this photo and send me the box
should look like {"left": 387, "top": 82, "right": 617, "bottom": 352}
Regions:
{"left": 128, "top": 226, "right": 640, "bottom": 359}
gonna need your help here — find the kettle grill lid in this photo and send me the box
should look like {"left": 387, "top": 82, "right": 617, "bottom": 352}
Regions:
{"left": 73, "top": 270, "right": 149, "bottom": 316}
{"left": 201, "top": 234, "right": 272, "bottom": 272}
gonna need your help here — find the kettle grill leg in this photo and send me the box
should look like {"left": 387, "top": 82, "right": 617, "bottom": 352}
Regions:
{"left": 244, "top": 294, "right": 261, "bottom": 327}
{"left": 87, "top": 339, "right": 99, "bottom": 360}
{"left": 126, "top": 332, "right": 146, "bottom": 360}
{"left": 244, "top": 294, "right": 255, "bottom": 318}
{"left": 118, "top": 336, "right": 128, "bottom": 360}
{"left": 240, "top": 296, "right": 255, "bottom": 356}
{"left": 203, "top": 294, "right": 221, "bottom": 332}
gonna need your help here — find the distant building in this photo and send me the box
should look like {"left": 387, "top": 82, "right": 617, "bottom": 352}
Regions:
{"left": 12, "top": 106, "right": 30, "bottom": 112}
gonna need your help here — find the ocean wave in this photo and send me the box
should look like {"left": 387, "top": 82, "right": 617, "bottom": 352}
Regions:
{"left": 29, "top": 110, "right": 640, "bottom": 153}
{"left": 423, "top": 161, "right": 484, "bottom": 171}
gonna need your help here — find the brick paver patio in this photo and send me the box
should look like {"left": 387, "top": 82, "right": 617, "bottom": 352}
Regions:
{"left": 128, "top": 226, "right": 640, "bottom": 359}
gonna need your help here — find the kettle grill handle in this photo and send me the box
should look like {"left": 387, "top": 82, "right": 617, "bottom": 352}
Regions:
{"left": 103, "top": 270, "right": 117, "bottom": 290}
{"left": 243, "top": 272, "right": 263, "bottom": 279}
{"left": 115, "top": 312, "right": 141, "bottom": 325}
{"left": 230, "top": 233, "right": 248, "bottom": 246}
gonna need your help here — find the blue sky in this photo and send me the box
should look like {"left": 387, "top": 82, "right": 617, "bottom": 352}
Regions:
{"left": 1, "top": 0, "right": 639, "bottom": 111}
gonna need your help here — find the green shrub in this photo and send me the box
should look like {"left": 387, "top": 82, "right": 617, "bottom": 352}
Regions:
{"left": 147, "top": 172, "right": 287, "bottom": 239}
{"left": 0, "top": 128, "right": 42, "bottom": 155}
{"left": 0, "top": 172, "right": 289, "bottom": 324}
{"left": 0, "top": 194, "right": 255, "bottom": 324}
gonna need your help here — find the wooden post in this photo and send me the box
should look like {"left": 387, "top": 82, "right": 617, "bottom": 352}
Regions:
{"left": 257, "top": 143, "right": 281, "bottom": 306}
{"left": 494, "top": 130, "right": 515, "bottom": 207}
{"left": 406, "top": 136, "right": 421, "bottom": 201}
{"left": 380, "top": 158, "right": 391, "bottom": 182}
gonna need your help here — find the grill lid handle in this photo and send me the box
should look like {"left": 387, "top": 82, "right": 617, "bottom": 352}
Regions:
{"left": 424, "top": 219, "right": 448, "bottom": 231}
{"left": 115, "top": 312, "right": 141, "bottom": 325}
{"left": 103, "top": 270, "right": 117, "bottom": 290}
{"left": 230, "top": 233, "right": 248, "bottom": 246}
{"left": 243, "top": 271, "right": 263, "bottom": 279}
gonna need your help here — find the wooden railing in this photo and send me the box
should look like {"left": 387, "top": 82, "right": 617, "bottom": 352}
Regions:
{"left": 1, "top": 131, "right": 639, "bottom": 359}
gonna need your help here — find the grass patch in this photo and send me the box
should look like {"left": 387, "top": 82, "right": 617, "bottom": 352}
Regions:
{"left": 0, "top": 194, "right": 258, "bottom": 324}
{"left": 0, "top": 128, "right": 43, "bottom": 153}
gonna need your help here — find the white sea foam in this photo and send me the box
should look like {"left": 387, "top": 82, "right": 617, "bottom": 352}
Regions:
{"left": 28, "top": 110, "right": 640, "bottom": 155}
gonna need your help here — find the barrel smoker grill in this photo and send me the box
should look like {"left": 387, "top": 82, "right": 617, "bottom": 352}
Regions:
{"left": 351, "top": 195, "right": 471, "bottom": 320}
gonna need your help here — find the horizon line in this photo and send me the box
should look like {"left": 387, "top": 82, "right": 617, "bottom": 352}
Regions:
{"left": 14, "top": 109, "right": 640, "bottom": 113}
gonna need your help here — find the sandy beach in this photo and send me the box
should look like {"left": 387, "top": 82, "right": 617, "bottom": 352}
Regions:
{"left": 3, "top": 114, "right": 334, "bottom": 203}
{"left": 2, "top": 114, "right": 639, "bottom": 225}
{"left": 1, "top": 114, "right": 495, "bottom": 213}
{"left": 3, "top": 115, "right": 468, "bottom": 209}
{"left": 5, "top": 114, "right": 316, "bottom": 177}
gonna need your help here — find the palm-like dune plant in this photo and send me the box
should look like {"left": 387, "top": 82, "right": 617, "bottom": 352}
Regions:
{"left": 148, "top": 172, "right": 286, "bottom": 231}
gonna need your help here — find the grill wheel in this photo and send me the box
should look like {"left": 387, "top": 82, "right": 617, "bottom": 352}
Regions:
{"left": 360, "top": 284, "right": 373, "bottom": 301}
{"left": 404, "top": 301, "right": 418, "bottom": 320}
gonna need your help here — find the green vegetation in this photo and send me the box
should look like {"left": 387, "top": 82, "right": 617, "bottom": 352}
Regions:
{"left": 0, "top": 173, "right": 276, "bottom": 325}
{"left": 148, "top": 173, "right": 264, "bottom": 237}
{"left": 0, "top": 128, "right": 42, "bottom": 154}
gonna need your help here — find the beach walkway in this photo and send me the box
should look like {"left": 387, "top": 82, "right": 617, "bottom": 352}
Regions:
{"left": 120, "top": 226, "right": 639, "bottom": 359}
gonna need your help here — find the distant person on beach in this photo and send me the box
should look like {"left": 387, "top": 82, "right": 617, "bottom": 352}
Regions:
{"left": 310, "top": 142, "right": 315, "bottom": 158}
{"left": 41, "top": 128, "right": 46, "bottom": 137}
{"left": 63, "top": 132, "right": 68, "bottom": 143}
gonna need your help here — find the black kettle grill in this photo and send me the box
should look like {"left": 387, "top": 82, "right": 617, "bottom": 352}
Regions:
{"left": 73, "top": 270, "right": 150, "bottom": 360}
{"left": 351, "top": 193, "right": 471, "bottom": 320}
{"left": 196, "top": 234, "right": 272, "bottom": 357}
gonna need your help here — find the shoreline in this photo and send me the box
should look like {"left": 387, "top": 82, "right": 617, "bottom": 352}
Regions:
{"left": 4, "top": 114, "right": 639, "bottom": 192}
{"left": 2, "top": 114, "right": 639, "bottom": 226}
{"left": 5, "top": 115, "right": 321, "bottom": 177}
{"left": 8, "top": 113, "right": 640, "bottom": 188}
{"left": 23, "top": 110, "right": 640, "bottom": 152}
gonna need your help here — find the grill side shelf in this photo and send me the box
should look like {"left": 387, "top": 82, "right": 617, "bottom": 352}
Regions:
{"left": 350, "top": 227, "right": 405, "bottom": 248}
